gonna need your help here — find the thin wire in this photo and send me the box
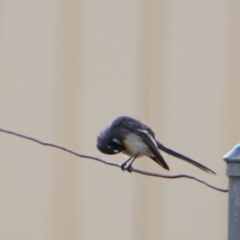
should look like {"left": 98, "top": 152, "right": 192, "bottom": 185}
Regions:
{"left": 0, "top": 127, "right": 228, "bottom": 193}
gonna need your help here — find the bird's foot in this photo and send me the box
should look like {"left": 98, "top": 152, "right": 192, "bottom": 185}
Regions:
{"left": 126, "top": 165, "right": 132, "bottom": 173}
{"left": 120, "top": 163, "right": 126, "bottom": 171}
{"left": 120, "top": 163, "right": 132, "bottom": 172}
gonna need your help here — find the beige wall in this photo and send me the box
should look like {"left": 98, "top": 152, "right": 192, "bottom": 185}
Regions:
{"left": 0, "top": 1, "right": 239, "bottom": 240}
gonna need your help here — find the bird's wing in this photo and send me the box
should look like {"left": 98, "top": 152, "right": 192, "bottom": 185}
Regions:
{"left": 122, "top": 119, "right": 169, "bottom": 170}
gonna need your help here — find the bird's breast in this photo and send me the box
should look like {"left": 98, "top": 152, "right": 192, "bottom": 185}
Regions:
{"left": 122, "top": 133, "right": 152, "bottom": 157}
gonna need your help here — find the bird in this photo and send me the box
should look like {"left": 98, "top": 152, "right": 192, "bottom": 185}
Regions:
{"left": 97, "top": 116, "right": 215, "bottom": 174}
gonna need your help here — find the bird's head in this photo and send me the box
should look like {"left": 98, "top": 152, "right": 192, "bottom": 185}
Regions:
{"left": 97, "top": 124, "right": 125, "bottom": 155}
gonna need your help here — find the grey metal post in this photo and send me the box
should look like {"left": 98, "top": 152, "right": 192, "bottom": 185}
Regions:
{"left": 224, "top": 144, "right": 240, "bottom": 240}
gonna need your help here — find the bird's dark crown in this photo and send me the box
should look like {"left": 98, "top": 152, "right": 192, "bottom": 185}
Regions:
{"left": 97, "top": 123, "right": 124, "bottom": 155}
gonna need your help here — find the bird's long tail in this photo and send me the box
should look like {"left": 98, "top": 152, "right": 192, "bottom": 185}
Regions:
{"left": 156, "top": 141, "right": 216, "bottom": 174}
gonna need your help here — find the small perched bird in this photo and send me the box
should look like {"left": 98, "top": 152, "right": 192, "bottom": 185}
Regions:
{"left": 97, "top": 116, "right": 215, "bottom": 174}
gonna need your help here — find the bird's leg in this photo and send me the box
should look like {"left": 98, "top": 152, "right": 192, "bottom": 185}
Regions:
{"left": 125, "top": 154, "right": 139, "bottom": 172}
{"left": 120, "top": 157, "right": 133, "bottom": 171}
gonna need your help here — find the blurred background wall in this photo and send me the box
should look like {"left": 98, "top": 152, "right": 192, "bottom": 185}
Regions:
{"left": 0, "top": 1, "right": 239, "bottom": 240}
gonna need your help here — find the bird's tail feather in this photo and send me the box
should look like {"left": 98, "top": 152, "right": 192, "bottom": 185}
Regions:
{"left": 156, "top": 141, "right": 216, "bottom": 174}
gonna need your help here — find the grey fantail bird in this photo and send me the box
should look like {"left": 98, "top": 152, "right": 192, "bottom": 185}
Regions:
{"left": 97, "top": 116, "right": 215, "bottom": 174}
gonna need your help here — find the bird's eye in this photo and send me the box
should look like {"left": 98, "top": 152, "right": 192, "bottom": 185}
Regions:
{"left": 108, "top": 138, "right": 122, "bottom": 151}
{"left": 109, "top": 141, "right": 120, "bottom": 149}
